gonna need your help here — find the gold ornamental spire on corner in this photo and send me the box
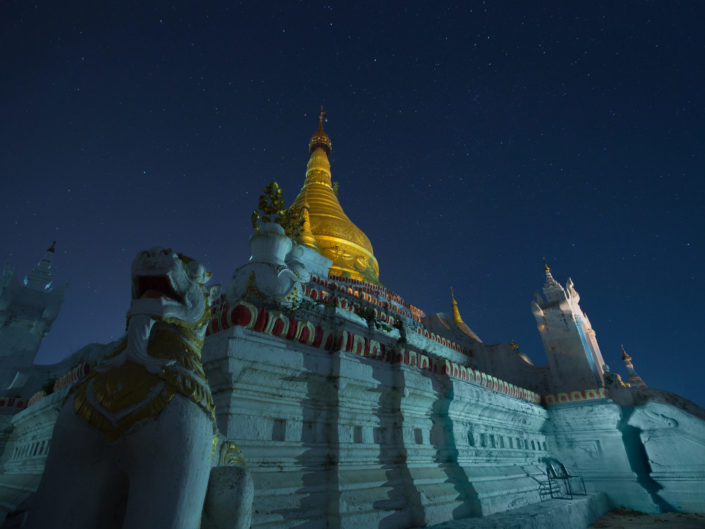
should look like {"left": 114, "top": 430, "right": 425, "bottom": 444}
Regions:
{"left": 621, "top": 344, "right": 632, "bottom": 363}
{"left": 298, "top": 201, "right": 318, "bottom": 249}
{"left": 292, "top": 109, "right": 380, "bottom": 284}
{"left": 450, "top": 287, "right": 465, "bottom": 325}
{"left": 448, "top": 287, "right": 482, "bottom": 342}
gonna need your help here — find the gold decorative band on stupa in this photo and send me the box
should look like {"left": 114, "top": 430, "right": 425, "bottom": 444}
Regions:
{"left": 292, "top": 110, "right": 380, "bottom": 284}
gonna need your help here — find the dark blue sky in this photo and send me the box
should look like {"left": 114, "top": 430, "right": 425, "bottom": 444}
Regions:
{"left": 1, "top": 2, "right": 703, "bottom": 406}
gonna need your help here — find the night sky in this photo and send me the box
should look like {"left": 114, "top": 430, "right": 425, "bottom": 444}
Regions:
{"left": 1, "top": 2, "right": 703, "bottom": 406}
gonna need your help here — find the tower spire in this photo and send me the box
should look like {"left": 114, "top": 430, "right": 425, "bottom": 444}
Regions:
{"left": 541, "top": 258, "right": 562, "bottom": 296}
{"left": 621, "top": 344, "right": 647, "bottom": 388}
{"left": 308, "top": 105, "right": 332, "bottom": 155}
{"left": 543, "top": 258, "right": 555, "bottom": 280}
{"left": 450, "top": 287, "right": 465, "bottom": 325}
{"left": 620, "top": 344, "right": 632, "bottom": 364}
{"left": 24, "top": 242, "right": 56, "bottom": 292}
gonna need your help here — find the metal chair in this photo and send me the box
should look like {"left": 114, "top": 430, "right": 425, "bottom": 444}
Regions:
{"left": 543, "top": 457, "right": 586, "bottom": 500}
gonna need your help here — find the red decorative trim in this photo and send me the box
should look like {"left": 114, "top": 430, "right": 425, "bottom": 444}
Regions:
{"left": 230, "top": 303, "right": 254, "bottom": 328}
{"left": 253, "top": 307, "right": 267, "bottom": 332}
{"left": 54, "top": 362, "right": 92, "bottom": 392}
{"left": 20, "top": 361, "right": 93, "bottom": 409}
{"left": 0, "top": 397, "right": 27, "bottom": 409}
{"left": 27, "top": 392, "right": 45, "bottom": 407}
{"left": 542, "top": 387, "right": 608, "bottom": 406}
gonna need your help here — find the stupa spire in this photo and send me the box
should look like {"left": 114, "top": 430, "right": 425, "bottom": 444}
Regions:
{"left": 541, "top": 259, "right": 563, "bottom": 297}
{"left": 292, "top": 110, "right": 380, "bottom": 284}
{"left": 24, "top": 241, "right": 56, "bottom": 292}
{"left": 451, "top": 287, "right": 465, "bottom": 325}
{"left": 621, "top": 344, "right": 647, "bottom": 388}
{"left": 308, "top": 106, "right": 332, "bottom": 155}
{"left": 543, "top": 258, "right": 555, "bottom": 281}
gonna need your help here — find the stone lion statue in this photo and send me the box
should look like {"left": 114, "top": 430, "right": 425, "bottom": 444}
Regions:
{"left": 27, "top": 247, "right": 252, "bottom": 529}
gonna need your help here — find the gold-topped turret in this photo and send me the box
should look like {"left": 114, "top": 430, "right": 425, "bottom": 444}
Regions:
{"left": 292, "top": 111, "right": 380, "bottom": 284}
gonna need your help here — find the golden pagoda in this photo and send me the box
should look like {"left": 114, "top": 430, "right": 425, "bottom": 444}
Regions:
{"left": 292, "top": 110, "right": 380, "bottom": 284}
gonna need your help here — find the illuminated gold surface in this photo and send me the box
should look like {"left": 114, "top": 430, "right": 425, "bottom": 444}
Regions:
{"left": 292, "top": 115, "right": 380, "bottom": 284}
{"left": 219, "top": 440, "right": 247, "bottom": 466}
{"left": 449, "top": 288, "right": 482, "bottom": 341}
{"left": 298, "top": 201, "right": 318, "bottom": 249}
{"left": 74, "top": 325, "right": 215, "bottom": 444}
{"left": 450, "top": 287, "right": 464, "bottom": 325}
{"left": 212, "top": 435, "right": 247, "bottom": 466}
{"left": 212, "top": 433, "right": 219, "bottom": 462}
{"left": 74, "top": 360, "right": 174, "bottom": 444}
{"left": 621, "top": 344, "right": 632, "bottom": 363}
{"left": 309, "top": 106, "right": 332, "bottom": 155}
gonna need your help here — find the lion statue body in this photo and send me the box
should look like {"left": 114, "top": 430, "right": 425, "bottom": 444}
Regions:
{"left": 27, "top": 248, "right": 252, "bottom": 529}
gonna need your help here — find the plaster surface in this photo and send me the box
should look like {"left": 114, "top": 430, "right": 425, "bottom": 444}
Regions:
{"left": 203, "top": 323, "right": 554, "bottom": 529}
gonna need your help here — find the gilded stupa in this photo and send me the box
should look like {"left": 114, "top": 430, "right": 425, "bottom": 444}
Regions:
{"left": 292, "top": 110, "right": 380, "bottom": 284}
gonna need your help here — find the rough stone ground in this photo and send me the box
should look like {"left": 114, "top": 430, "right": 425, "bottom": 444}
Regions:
{"left": 424, "top": 498, "right": 705, "bottom": 529}
{"left": 588, "top": 508, "right": 705, "bottom": 529}
{"left": 425, "top": 493, "right": 610, "bottom": 529}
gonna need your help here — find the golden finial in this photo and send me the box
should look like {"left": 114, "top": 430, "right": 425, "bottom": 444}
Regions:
{"left": 621, "top": 344, "right": 632, "bottom": 363}
{"left": 621, "top": 344, "right": 647, "bottom": 387}
{"left": 543, "top": 257, "right": 550, "bottom": 273}
{"left": 309, "top": 106, "right": 332, "bottom": 154}
{"left": 510, "top": 339, "right": 519, "bottom": 350}
{"left": 450, "top": 287, "right": 465, "bottom": 325}
{"left": 48, "top": 241, "right": 56, "bottom": 253}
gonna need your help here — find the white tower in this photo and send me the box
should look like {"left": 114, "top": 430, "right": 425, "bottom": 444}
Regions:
{"left": 531, "top": 263, "right": 606, "bottom": 393}
{"left": 0, "top": 243, "right": 66, "bottom": 391}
